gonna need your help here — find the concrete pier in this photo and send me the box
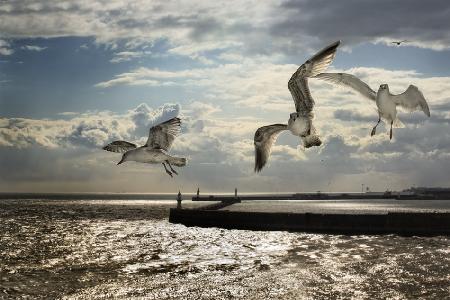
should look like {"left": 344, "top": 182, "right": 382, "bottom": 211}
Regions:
{"left": 169, "top": 199, "right": 450, "bottom": 236}
{"left": 169, "top": 209, "right": 450, "bottom": 235}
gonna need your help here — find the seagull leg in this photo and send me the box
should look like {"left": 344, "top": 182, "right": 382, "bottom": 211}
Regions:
{"left": 166, "top": 160, "right": 178, "bottom": 175}
{"left": 162, "top": 163, "right": 173, "bottom": 178}
{"left": 389, "top": 120, "right": 393, "bottom": 140}
{"left": 371, "top": 116, "right": 381, "bottom": 136}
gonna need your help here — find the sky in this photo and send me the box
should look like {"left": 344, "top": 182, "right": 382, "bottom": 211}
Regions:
{"left": 1, "top": 0, "right": 450, "bottom": 193}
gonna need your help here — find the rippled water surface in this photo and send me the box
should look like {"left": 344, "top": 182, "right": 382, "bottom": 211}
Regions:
{"left": 1, "top": 199, "right": 449, "bottom": 299}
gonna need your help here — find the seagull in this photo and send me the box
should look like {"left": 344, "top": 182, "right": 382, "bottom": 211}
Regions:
{"left": 254, "top": 40, "right": 341, "bottom": 172}
{"left": 102, "top": 117, "right": 187, "bottom": 177}
{"left": 314, "top": 73, "right": 431, "bottom": 139}
{"left": 391, "top": 40, "right": 409, "bottom": 46}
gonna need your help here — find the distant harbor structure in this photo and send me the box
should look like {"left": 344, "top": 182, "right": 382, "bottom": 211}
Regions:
{"left": 190, "top": 186, "right": 450, "bottom": 202}
{"left": 169, "top": 186, "right": 450, "bottom": 236}
{"left": 176, "top": 190, "right": 182, "bottom": 209}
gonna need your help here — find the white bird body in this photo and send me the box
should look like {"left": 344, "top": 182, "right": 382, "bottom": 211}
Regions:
{"left": 123, "top": 147, "right": 185, "bottom": 166}
{"left": 287, "top": 113, "right": 310, "bottom": 136}
{"left": 376, "top": 86, "right": 397, "bottom": 123}
{"left": 314, "top": 73, "right": 431, "bottom": 139}
{"left": 102, "top": 117, "right": 186, "bottom": 177}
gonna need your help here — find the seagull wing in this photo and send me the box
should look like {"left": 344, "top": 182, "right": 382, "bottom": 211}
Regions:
{"left": 146, "top": 117, "right": 181, "bottom": 151}
{"left": 288, "top": 41, "right": 340, "bottom": 113}
{"left": 391, "top": 85, "right": 430, "bottom": 117}
{"left": 314, "top": 72, "right": 377, "bottom": 102}
{"left": 103, "top": 141, "right": 137, "bottom": 153}
{"left": 254, "top": 124, "right": 288, "bottom": 172}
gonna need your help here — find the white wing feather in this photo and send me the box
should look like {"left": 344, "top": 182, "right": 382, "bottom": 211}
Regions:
{"left": 314, "top": 72, "right": 377, "bottom": 102}
{"left": 391, "top": 85, "right": 430, "bottom": 117}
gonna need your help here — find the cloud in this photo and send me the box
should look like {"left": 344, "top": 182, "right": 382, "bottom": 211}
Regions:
{"left": 21, "top": 45, "right": 47, "bottom": 51}
{"left": 1, "top": 97, "right": 450, "bottom": 192}
{"left": 110, "top": 50, "right": 151, "bottom": 63}
{"left": 273, "top": 0, "right": 450, "bottom": 51}
{"left": 0, "top": 39, "right": 13, "bottom": 55}
{"left": 0, "top": 103, "right": 180, "bottom": 149}
{"left": 1, "top": 0, "right": 449, "bottom": 65}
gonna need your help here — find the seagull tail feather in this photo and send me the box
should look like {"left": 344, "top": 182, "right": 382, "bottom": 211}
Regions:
{"left": 169, "top": 157, "right": 187, "bottom": 167}
{"left": 301, "top": 135, "right": 322, "bottom": 148}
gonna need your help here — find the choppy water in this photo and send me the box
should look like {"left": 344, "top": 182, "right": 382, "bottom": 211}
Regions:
{"left": 1, "top": 199, "right": 449, "bottom": 299}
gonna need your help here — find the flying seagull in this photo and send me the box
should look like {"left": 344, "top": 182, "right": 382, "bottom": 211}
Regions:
{"left": 254, "top": 40, "right": 341, "bottom": 172}
{"left": 314, "top": 73, "right": 430, "bottom": 139}
{"left": 102, "top": 117, "right": 187, "bottom": 177}
{"left": 391, "top": 40, "right": 409, "bottom": 46}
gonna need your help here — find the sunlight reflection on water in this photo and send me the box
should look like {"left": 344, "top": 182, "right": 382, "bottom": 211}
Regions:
{"left": 0, "top": 200, "right": 449, "bottom": 299}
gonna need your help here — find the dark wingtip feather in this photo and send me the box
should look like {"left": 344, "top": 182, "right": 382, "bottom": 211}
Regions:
{"left": 254, "top": 146, "right": 265, "bottom": 173}
{"left": 311, "top": 40, "right": 341, "bottom": 60}
{"left": 160, "top": 117, "right": 182, "bottom": 126}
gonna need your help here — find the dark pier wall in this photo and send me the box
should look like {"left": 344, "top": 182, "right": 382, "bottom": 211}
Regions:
{"left": 169, "top": 209, "right": 450, "bottom": 236}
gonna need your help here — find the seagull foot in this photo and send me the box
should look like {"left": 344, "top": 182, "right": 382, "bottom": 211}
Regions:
{"left": 389, "top": 129, "right": 393, "bottom": 140}
{"left": 171, "top": 169, "right": 178, "bottom": 175}
{"left": 165, "top": 170, "right": 173, "bottom": 178}
{"left": 370, "top": 127, "right": 376, "bottom": 136}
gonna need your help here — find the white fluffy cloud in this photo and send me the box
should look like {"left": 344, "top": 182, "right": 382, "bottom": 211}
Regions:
{"left": 0, "top": 103, "right": 180, "bottom": 149}
{"left": 20, "top": 45, "right": 47, "bottom": 51}
{"left": 1, "top": 97, "right": 449, "bottom": 192}
{"left": 110, "top": 51, "right": 152, "bottom": 63}
{"left": 0, "top": 39, "right": 13, "bottom": 55}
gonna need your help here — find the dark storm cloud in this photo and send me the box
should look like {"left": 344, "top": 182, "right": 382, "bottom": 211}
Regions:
{"left": 2, "top": 0, "right": 450, "bottom": 55}
{"left": 272, "top": 0, "right": 450, "bottom": 50}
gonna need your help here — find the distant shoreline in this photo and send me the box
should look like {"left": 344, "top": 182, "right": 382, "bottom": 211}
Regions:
{"left": 1, "top": 189, "right": 450, "bottom": 201}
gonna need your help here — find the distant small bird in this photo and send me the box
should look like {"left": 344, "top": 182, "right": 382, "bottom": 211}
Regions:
{"left": 314, "top": 73, "right": 431, "bottom": 139}
{"left": 254, "top": 41, "right": 340, "bottom": 172}
{"left": 102, "top": 117, "right": 187, "bottom": 177}
{"left": 391, "top": 40, "right": 409, "bottom": 46}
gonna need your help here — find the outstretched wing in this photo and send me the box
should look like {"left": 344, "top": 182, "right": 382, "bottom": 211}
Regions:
{"left": 314, "top": 72, "right": 377, "bottom": 101}
{"left": 102, "top": 141, "right": 137, "bottom": 153}
{"left": 146, "top": 117, "right": 181, "bottom": 151}
{"left": 254, "top": 124, "right": 288, "bottom": 172}
{"left": 289, "top": 41, "right": 341, "bottom": 113}
{"left": 391, "top": 85, "right": 430, "bottom": 117}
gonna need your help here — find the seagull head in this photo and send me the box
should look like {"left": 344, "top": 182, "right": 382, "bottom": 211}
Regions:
{"left": 290, "top": 112, "right": 299, "bottom": 121}
{"left": 379, "top": 84, "right": 389, "bottom": 91}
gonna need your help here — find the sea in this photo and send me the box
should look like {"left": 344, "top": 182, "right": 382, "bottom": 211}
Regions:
{"left": 1, "top": 195, "right": 449, "bottom": 299}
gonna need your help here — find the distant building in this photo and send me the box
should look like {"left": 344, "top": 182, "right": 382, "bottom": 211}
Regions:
{"left": 404, "top": 187, "right": 450, "bottom": 199}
